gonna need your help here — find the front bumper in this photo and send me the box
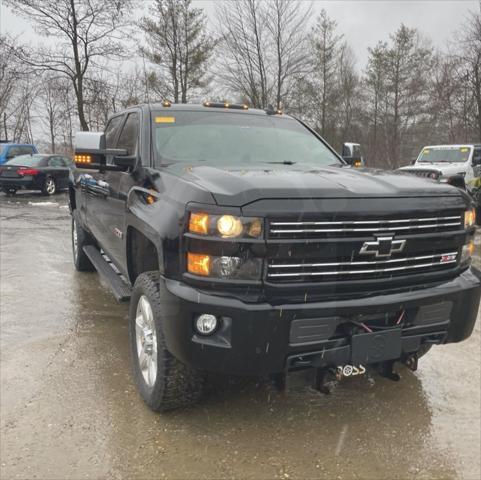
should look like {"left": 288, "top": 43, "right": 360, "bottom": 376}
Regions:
{"left": 159, "top": 267, "right": 481, "bottom": 375}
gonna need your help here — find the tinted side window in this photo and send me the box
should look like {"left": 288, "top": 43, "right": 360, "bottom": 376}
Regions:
{"left": 117, "top": 113, "right": 139, "bottom": 156}
{"left": 473, "top": 148, "right": 481, "bottom": 161}
{"left": 62, "top": 157, "right": 74, "bottom": 167}
{"left": 353, "top": 145, "right": 361, "bottom": 158}
{"left": 49, "top": 157, "right": 65, "bottom": 167}
{"left": 7, "top": 147, "right": 21, "bottom": 158}
{"left": 104, "top": 115, "right": 124, "bottom": 149}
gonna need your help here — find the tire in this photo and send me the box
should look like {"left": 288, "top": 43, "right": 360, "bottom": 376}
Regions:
{"left": 2, "top": 188, "right": 17, "bottom": 196}
{"left": 71, "top": 210, "right": 96, "bottom": 271}
{"left": 129, "top": 271, "right": 204, "bottom": 412}
{"left": 42, "top": 176, "right": 56, "bottom": 195}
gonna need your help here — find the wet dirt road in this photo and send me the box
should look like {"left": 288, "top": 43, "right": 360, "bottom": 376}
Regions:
{"left": 1, "top": 192, "right": 480, "bottom": 480}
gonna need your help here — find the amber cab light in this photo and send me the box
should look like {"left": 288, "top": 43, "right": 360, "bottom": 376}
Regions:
{"left": 187, "top": 253, "right": 211, "bottom": 276}
{"left": 189, "top": 212, "right": 209, "bottom": 235}
{"left": 75, "top": 154, "right": 92, "bottom": 164}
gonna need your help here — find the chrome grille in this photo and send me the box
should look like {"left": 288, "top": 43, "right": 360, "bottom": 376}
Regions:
{"left": 400, "top": 169, "right": 440, "bottom": 179}
{"left": 269, "top": 214, "right": 463, "bottom": 238}
{"left": 267, "top": 251, "right": 458, "bottom": 282}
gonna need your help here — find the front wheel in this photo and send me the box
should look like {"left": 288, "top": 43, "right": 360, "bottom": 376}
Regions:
{"left": 42, "top": 176, "right": 56, "bottom": 195}
{"left": 129, "top": 272, "right": 204, "bottom": 412}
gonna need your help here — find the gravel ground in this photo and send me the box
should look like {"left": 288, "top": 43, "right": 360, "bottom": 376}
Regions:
{"left": 0, "top": 191, "right": 480, "bottom": 480}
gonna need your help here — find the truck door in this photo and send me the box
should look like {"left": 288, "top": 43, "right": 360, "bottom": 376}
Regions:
{"left": 84, "top": 114, "right": 124, "bottom": 262}
{"left": 86, "top": 111, "right": 140, "bottom": 275}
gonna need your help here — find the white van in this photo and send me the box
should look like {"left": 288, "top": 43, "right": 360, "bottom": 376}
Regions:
{"left": 399, "top": 144, "right": 481, "bottom": 184}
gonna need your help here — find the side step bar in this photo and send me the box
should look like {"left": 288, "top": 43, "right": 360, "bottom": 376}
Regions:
{"left": 83, "top": 246, "right": 132, "bottom": 302}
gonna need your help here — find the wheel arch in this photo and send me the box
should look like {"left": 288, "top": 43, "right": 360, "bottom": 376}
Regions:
{"left": 126, "top": 226, "right": 162, "bottom": 285}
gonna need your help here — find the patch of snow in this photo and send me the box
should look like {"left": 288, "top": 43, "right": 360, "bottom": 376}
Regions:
{"left": 28, "top": 201, "right": 59, "bottom": 207}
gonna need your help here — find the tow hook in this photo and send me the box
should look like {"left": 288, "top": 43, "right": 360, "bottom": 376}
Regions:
{"left": 314, "top": 364, "right": 366, "bottom": 394}
{"left": 335, "top": 364, "right": 366, "bottom": 381}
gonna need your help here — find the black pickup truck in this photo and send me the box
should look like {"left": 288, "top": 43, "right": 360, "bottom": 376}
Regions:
{"left": 70, "top": 102, "right": 480, "bottom": 411}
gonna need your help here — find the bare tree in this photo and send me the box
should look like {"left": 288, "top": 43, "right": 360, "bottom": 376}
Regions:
{"left": 216, "top": 0, "right": 270, "bottom": 108}
{"left": 140, "top": 0, "right": 215, "bottom": 104}
{"left": 266, "top": 0, "right": 312, "bottom": 109}
{"left": 364, "top": 42, "right": 388, "bottom": 164}
{"left": 0, "top": 35, "right": 21, "bottom": 140}
{"left": 216, "top": 0, "right": 311, "bottom": 109}
{"left": 337, "top": 44, "right": 360, "bottom": 146}
{"left": 6, "top": 0, "right": 134, "bottom": 131}
{"left": 308, "top": 9, "right": 344, "bottom": 138}
{"left": 454, "top": 2, "right": 481, "bottom": 140}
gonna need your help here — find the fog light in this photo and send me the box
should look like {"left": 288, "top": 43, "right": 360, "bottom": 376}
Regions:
{"left": 195, "top": 314, "right": 218, "bottom": 336}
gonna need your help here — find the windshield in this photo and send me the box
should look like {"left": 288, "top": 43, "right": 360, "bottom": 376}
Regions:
{"left": 152, "top": 111, "right": 341, "bottom": 167}
{"left": 417, "top": 146, "right": 472, "bottom": 163}
{"left": 6, "top": 154, "right": 45, "bottom": 166}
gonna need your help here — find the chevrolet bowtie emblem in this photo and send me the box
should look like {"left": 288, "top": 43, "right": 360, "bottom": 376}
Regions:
{"left": 359, "top": 236, "right": 406, "bottom": 258}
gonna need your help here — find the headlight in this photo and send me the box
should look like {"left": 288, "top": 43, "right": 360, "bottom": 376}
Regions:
{"left": 187, "top": 253, "right": 262, "bottom": 280}
{"left": 461, "top": 240, "right": 475, "bottom": 264}
{"left": 464, "top": 208, "right": 476, "bottom": 229}
{"left": 188, "top": 212, "right": 263, "bottom": 238}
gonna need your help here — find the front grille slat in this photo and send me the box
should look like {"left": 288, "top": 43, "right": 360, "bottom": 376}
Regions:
{"left": 270, "top": 215, "right": 461, "bottom": 226}
{"left": 269, "top": 215, "right": 462, "bottom": 236}
{"left": 268, "top": 252, "right": 457, "bottom": 278}
{"left": 271, "top": 222, "right": 461, "bottom": 234}
{"left": 269, "top": 251, "right": 458, "bottom": 269}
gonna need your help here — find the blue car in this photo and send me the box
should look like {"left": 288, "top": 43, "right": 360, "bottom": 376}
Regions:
{"left": 0, "top": 143, "right": 38, "bottom": 165}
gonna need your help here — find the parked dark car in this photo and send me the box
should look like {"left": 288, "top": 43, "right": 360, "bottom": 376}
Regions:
{"left": 0, "top": 154, "right": 74, "bottom": 196}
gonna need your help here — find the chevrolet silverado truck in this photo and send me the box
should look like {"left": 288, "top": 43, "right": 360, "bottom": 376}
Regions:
{"left": 70, "top": 102, "right": 480, "bottom": 412}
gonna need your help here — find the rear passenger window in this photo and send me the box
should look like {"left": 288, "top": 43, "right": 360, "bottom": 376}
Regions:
{"left": 49, "top": 157, "right": 65, "bottom": 167}
{"left": 105, "top": 115, "right": 124, "bottom": 149}
{"left": 117, "top": 113, "right": 139, "bottom": 156}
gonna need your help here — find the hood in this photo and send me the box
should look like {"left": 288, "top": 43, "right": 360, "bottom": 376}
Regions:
{"left": 166, "top": 163, "right": 462, "bottom": 207}
{"left": 399, "top": 163, "right": 467, "bottom": 177}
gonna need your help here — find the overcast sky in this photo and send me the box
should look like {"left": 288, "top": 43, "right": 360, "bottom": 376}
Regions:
{"left": 0, "top": 0, "right": 479, "bottom": 68}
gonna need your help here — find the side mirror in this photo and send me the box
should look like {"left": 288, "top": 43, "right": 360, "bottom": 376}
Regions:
{"left": 473, "top": 156, "right": 481, "bottom": 166}
{"left": 410, "top": 158, "right": 417, "bottom": 165}
{"left": 74, "top": 131, "right": 127, "bottom": 170}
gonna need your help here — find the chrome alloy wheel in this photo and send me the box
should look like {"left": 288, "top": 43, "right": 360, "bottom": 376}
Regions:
{"left": 135, "top": 295, "right": 158, "bottom": 387}
{"left": 45, "top": 178, "right": 56, "bottom": 195}
{"left": 72, "top": 219, "right": 78, "bottom": 260}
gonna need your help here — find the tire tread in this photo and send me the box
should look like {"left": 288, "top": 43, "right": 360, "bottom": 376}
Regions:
{"left": 130, "top": 272, "right": 204, "bottom": 412}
